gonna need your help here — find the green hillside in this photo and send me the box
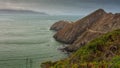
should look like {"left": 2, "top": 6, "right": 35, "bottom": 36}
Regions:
{"left": 42, "top": 29, "right": 120, "bottom": 68}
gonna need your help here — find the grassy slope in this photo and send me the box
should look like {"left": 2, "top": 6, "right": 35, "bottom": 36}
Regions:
{"left": 42, "top": 29, "right": 120, "bottom": 68}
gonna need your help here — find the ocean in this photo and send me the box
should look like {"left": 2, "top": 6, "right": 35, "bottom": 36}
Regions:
{"left": 0, "top": 14, "right": 82, "bottom": 68}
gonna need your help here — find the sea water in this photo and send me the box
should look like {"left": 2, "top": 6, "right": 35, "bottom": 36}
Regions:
{"left": 0, "top": 14, "right": 82, "bottom": 68}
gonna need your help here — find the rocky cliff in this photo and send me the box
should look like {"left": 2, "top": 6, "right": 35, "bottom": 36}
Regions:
{"left": 51, "top": 9, "right": 120, "bottom": 52}
{"left": 50, "top": 20, "right": 71, "bottom": 31}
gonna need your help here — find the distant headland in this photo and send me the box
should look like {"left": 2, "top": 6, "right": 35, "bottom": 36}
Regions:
{"left": 0, "top": 9, "right": 49, "bottom": 15}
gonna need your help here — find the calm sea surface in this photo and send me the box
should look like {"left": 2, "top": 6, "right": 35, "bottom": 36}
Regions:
{"left": 0, "top": 14, "right": 82, "bottom": 68}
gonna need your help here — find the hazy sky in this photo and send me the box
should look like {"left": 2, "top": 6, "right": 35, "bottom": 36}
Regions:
{"left": 0, "top": 0, "right": 119, "bottom": 15}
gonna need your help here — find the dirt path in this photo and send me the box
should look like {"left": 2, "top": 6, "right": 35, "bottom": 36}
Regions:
{"left": 88, "top": 29, "right": 106, "bottom": 34}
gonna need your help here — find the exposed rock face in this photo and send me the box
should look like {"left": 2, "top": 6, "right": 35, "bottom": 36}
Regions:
{"left": 52, "top": 9, "right": 120, "bottom": 52}
{"left": 50, "top": 20, "right": 71, "bottom": 31}
{"left": 54, "top": 9, "right": 106, "bottom": 44}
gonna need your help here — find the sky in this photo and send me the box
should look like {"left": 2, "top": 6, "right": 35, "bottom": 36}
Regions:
{"left": 0, "top": 0, "right": 119, "bottom": 15}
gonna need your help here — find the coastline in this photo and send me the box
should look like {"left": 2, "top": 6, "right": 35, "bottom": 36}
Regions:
{"left": 41, "top": 9, "right": 120, "bottom": 68}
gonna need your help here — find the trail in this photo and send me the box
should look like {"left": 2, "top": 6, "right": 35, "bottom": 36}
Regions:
{"left": 88, "top": 29, "right": 106, "bottom": 34}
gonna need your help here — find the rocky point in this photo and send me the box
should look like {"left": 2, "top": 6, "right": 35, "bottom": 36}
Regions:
{"left": 50, "top": 9, "right": 120, "bottom": 52}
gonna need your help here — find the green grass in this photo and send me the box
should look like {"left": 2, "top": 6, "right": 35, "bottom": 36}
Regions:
{"left": 41, "top": 29, "right": 120, "bottom": 68}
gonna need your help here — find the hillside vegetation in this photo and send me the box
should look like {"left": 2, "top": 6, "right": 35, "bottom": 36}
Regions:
{"left": 41, "top": 29, "right": 120, "bottom": 68}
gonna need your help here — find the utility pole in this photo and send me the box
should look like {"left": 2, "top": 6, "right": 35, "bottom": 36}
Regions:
{"left": 26, "top": 58, "right": 29, "bottom": 68}
{"left": 29, "top": 58, "right": 32, "bottom": 68}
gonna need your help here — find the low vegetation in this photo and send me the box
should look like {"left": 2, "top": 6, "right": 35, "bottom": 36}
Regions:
{"left": 41, "top": 29, "right": 120, "bottom": 68}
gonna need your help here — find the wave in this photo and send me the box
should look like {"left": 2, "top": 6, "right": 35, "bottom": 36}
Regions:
{"left": 0, "top": 18, "right": 14, "bottom": 21}
{"left": 0, "top": 39, "right": 50, "bottom": 44}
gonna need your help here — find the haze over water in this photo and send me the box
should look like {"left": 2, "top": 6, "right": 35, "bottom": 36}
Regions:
{"left": 0, "top": 14, "right": 81, "bottom": 68}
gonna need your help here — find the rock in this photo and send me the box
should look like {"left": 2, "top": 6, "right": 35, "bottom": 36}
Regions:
{"left": 50, "top": 20, "right": 71, "bottom": 31}
{"left": 41, "top": 61, "right": 53, "bottom": 68}
{"left": 51, "top": 9, "right": 120, "bottom": 52}
{"left": 53, "top": 9, "right": 106, "bottom": 44}
{"left": 64, "top": 32, "right": 104, "bottom": 52}
{"left": 66, "top": 9, "right": 120, "bottom": 52}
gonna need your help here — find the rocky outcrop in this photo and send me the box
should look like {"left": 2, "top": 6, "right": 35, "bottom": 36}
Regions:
{"left": 52, "top": 9, "right": 120, "bottom": 52}
{"left": 65, "top": 11, "right": 120, "bottom": 52}
{"left": 50, "top": 20, "right": 71, "bottom": 31}
{"left": 54, "top": 9, "right": 106, "bottom": 44}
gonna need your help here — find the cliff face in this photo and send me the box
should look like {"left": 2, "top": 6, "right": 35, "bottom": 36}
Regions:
{"left": 51, "top": 9, "right": 120, "bottom": 52}
{"left": 54, "top": 9, "right": 106, "bottom": 44}
{"left": 50, "top": 20, "right": 71, "bottom": 31}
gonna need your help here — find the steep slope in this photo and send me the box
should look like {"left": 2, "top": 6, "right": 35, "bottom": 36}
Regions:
{"left": 54, "top": 9, "right": 106, "bottom": 44}
{"left": 50, "top": 20, "right": 71, "bottom": 31}
{"left": 52, "top": 9, "right": 120, "bottom": 52}
{"left": 41, "top": 29, "right": 120, "bottom": 68}
{"left": 66, "top": 12, "right": 120, "bottom": 52}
